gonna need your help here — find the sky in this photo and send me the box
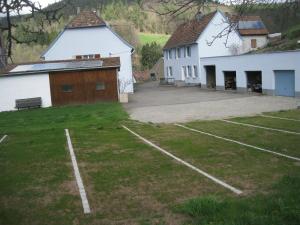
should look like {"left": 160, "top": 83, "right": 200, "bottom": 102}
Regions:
{"left": 30, "top": 0, "right": 60, "bottom": 8}
{"left": 0, "top": 0, "right": 61, "bottom": 16}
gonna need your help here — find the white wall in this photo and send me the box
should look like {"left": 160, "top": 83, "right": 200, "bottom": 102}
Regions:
{"left": 242, "top": 36, "right": 268, "bottom": 53}
{"left": 197, "top": 11, "right": 243, "bottom": 58}
{"left": 0, "top": 73, "right": 52, "bottom": 112}
{"left": 43, "top": 27, "right": 134, "bottom": 93}
{"left": 164, "top": 44, "right": 200, "bottom": 84}
{"left": 200, "top": 50, "right": 300, "bottom": 96}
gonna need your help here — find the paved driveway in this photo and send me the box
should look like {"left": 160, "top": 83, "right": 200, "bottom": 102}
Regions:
{"left": 123, "top": 81, "right": 300, "bottom": 123}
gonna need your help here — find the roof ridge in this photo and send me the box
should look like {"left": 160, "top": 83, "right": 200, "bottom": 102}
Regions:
{"left": 66, "top": 10, "right": 106, "bottom": 29}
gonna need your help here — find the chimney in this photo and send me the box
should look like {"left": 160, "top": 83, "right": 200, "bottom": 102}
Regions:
{"left": 77, "top": 7, "right": 80, "bottom": 14}
{"left": 195, "top": 12, "right": 203, "bottom": 21}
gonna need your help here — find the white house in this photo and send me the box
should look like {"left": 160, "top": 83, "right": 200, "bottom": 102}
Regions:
{"left": 41, "top": 10, "right": 135, "bottom": 93}
{"left": 163, "top": 11, "right": 243, "bottom": 86}
{"left": 235, "top": 15, "right": 269, "bottom": 53}
{"left": 163, "top": 11, "right": 269, "bottom": 86}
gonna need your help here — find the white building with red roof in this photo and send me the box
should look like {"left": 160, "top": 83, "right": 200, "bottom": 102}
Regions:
{"left": 41, "top": 10, "right": 135, "bottom": 93}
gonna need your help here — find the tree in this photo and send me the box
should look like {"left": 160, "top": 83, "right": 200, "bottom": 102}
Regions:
{"left": 141, "top": 42, "right": 162, "bottom": 70}
{"left": 0, "top": 0, "right": 71, "bottom": 62}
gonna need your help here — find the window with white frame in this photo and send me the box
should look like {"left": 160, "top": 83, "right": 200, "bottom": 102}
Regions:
{"left": 167, "top": 66, "right": 173, "bottom": 77}
{"left": 193, "top": 65, "right": 198, "bottom": 77}
{"left": 177, "top": 48, "right": 181, "bottom": 58}
{"left": 186, "top": 46, "right": 191, "bottom": 57}
{"left": 168, "top": 49, "right": 172, "bottom": 59}
{"left": 188, "top": 66, "right": 192, "bottom": 77}
{"left": 182, "top": 66, "right": 187, "bottom": 78}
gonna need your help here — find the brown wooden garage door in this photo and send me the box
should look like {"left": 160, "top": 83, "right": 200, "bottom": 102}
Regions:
{"left": 49, "top": 69, "right": 118, "bottom": 106}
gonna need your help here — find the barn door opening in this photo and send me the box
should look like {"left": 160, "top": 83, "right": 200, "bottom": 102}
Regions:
{"left": 224, "top": 71, "right": 237, "bottom": 90}
{"left": 246, "top": 71, "right": 262, "bottom": 93}
{"left": 205, "top": 65, "right": 216, "bottom": 89}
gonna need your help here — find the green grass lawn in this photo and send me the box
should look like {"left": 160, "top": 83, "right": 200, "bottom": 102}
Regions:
{"left": 138, "top": 32, "right": 170, "bottom": 46}
{"left": 0, "top": 105, "right": 299, "bottom": 225}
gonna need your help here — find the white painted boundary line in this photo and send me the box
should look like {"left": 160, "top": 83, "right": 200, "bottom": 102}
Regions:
{"left": 122, "top": 125, "right": 242, "bottom": 195}
{"left": 221, "top": 119, "right": 300, "bottom": 135}
{"left": 65, "top": 129, "right": 91, "bottom": 214}
{"left": 0, "top": 135, "right": 7, "bottom": 144}
{"left": 175, "top": 124, "right": 300, "bottom": 162}
{"left": 261, "top": 115, "right": 300, "bottom": 122}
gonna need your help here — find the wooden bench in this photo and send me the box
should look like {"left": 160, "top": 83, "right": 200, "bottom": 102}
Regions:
{"left": 15, "top": 97, "right": 42, "bottom": 110}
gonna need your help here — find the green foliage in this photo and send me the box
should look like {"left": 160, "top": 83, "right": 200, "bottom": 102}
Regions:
{"left": 141, "top": 42, "right": 162, "bottom": 70}
{"left": 179, "top": 175, "right": 300, "bottom": 225}
{"left": 284, "top": 24, "right": 300, "bottom": 39}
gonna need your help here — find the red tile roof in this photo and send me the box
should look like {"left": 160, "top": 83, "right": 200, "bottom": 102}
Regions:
{"left": 163, "top": 11, "right": 217, "bottom": 49}
{"left": 238, "top": 28, "right": 269, "bottom": 36}
{"left": 66, "top": 10, "right": 106, "bottom": 29}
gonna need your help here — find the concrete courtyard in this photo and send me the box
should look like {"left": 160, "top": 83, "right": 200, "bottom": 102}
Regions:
{"left": 123, "top": 81, "right": 300, "bottom": 123}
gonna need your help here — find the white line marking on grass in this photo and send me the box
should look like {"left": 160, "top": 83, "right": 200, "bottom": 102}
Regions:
{"left": 261, "top": 115, "right": 300, "bottom": 122}
{"left": 221, "top": 119, "right": 300, "bottom": 135}
{"left": 65, "top": 129, "right": 91, "bottom": 214}
{"left": 122, "top": 125, "right": 242, "bottom": 195}
{"left": 0, "top": 135, "right": 7, "bottom": 144}
{"left": 175, "top": 124, "right": 300, "bottom": 162}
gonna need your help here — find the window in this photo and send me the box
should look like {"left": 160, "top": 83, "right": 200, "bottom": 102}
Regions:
{"left": 188, "top": 66, "right": 192, "bottom": 77}
{"left": 177, "top": 48, "right": 181, "bottom": 58}
{"left": 167, "top": 67, "right": 173, "bottom": 77}
{"left": 193, "top": 65, "right": 198, "bottom": 77}
{"left": 74, "top": 54, "right": 101, "bottom": 60}
{"left": 168, "top": 49, "right": 172, "bottom": 59}
{"left": 96, "top": 82, "right": 105, "bottom": 91}
{"left": 251, "top": 39, "right": 257, "bottom": 48}
{"left": 182, "top": 66, "right": 187, "bottom": 78}
{"left": 186, "top": 46, "right": 191, "bottom": 57}
{"left": 62, "top": 85, "right": 73, "bottom": 93}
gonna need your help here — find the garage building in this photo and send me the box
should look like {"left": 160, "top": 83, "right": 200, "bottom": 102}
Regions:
{"left": 0, "top": 57, "right": 120, "bottom": 112}
{"left": 201, "top": 50, "right": 300, "bottom": 97}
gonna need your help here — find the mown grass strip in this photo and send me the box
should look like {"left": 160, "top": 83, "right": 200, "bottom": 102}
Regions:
{"left": 122, "top": 125, "right": 243, "bottom": 195}
{"left": 261, "top": 115, "right": 300, "bottom": 122}
{"left": 221, "top": 119, "right": 300, "bottom": 135}
{"left": 175, "top": 124, "right": 300, "bottom": 162}
{"left": 0, "top": 135, "right": 7, "bottom": 144}
{"left": 65, "top": 129, "right": 91, "bottom": 214}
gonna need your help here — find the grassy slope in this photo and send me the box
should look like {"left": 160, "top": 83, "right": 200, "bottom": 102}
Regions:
{"left": 138, "top": 32, "right": 170, "bottom": 46}
{"left": 0, "top": 105, "right": 299, "bottom": 225}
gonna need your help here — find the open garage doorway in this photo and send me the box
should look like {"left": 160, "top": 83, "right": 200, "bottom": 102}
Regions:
{"left": 205, "top": 66, "right": 216, "bottom": 89}
{"left": 224, "top": 71, "right": 237, "bottom": 90}
{"left": 246, "top": 71, "right": 262, "bottom": 93}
